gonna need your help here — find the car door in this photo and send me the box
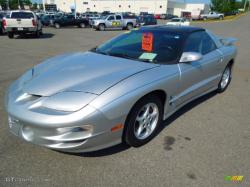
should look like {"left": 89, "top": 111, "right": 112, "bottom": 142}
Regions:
{"left": 62, "top": 16, "right": 69, "bottom": 26}
{"left": 106, "top": 15, "right": 115, "bottom": 28}
{"left": 175, "top": 31, "right": 222, "bottom": 106}
{"left": 115, "top": 15, "right": 122, "bottom": 28}
{"left": 68, "top": 15, "right": 75, "bottom": 26}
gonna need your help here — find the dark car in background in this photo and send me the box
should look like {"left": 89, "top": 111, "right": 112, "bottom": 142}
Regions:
{"left": 53, "top": 14, "right": 89, "bottom": 29}
{"left": 0, "top": 13, "right": 4, "bottom": 34}
{"left": 41, "top": 14, "right": 58, "bottom": 26}
{"left": 225, "top": 10, "right": 240, "bottom": 16}
{"left": 161, "top": 14, "right": 178, "bottom": 20}
{"left": 137, "top": 15, "right": 157, "bottom": 27}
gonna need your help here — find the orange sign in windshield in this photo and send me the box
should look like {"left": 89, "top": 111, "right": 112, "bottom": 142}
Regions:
{"left": 142, "top": 33, "right": 153, "bottom": 52}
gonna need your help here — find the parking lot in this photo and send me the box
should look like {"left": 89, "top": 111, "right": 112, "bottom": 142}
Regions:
{"left": 0, "top": 14, "right": 249, "bottom": 187}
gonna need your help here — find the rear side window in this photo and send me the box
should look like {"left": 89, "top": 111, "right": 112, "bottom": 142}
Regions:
{"left": 183, "top": 32, "right": 202, "bottom": 53}
{"left": 11, "top": 12, "right": 34, "bottom": 19}
{"left": 183, "top": 31, "right": 217, "bottom": 54}
{"left": 116, "top": 15, "right": 122, "bottom": 20}
{"left": 201, "top": 32, "right": 217, "bottom": 54}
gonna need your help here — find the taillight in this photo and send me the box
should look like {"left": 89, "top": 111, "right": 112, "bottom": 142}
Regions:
{"left": 32, "top": 19, "right": 37, "bottom": 27}
{"left": 3, "top": 19, "right": 7, "bottom": 28}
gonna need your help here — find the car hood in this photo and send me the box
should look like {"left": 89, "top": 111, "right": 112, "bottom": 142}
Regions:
{"left": 23, "top": 52, "right": 158, "bottom": 96}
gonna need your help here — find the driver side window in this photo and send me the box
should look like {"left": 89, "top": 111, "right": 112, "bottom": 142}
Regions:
{"left": 108, "top": 15, "right": 115, "bottom": 21}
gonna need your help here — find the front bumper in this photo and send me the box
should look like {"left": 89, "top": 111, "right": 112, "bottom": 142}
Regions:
{"left": 5, "top": 81, "right": 125, "bottom": 153}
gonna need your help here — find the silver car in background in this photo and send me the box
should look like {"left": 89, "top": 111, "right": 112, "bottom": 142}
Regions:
{"left": 5, "top": 26, "right": 237, "bottom": 153}
{"left": 92, "top": 13, "right": 137, "bottom": 31}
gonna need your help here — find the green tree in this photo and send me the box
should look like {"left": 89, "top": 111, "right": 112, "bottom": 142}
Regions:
{"left": 211, "top": 0, "right": 237, "bottom": 13}
{"left": 0, "top": 0, "right": 8, "bottom": 10}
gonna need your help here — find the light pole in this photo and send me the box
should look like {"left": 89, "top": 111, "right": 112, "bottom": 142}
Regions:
{"left": 43, "top": 0, "right": 45, "bottom": 12}
{"left": 74, "top": 0, "right": 77, "bottom": 18}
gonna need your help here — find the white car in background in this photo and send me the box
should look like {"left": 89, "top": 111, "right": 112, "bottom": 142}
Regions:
{"left": 166, "top": 18, "right": 190, "bottom": 26}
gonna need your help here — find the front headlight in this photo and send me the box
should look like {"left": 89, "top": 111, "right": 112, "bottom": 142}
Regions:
{"left": 41, "top": 92, "right": 97, "bottom": 112}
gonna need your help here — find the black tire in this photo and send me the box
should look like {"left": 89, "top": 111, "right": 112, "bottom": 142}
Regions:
{"left": 123, "top": 95, "right": 163, "bottom": 147}
{"left": 35, "top": 30, "right": 40, "bottom": 38}
{"left": 219, "top": 16, "right": 223, "bottom": 20}
{"left": 54, "top": 23, "right": 60, "bottom": 29}
{"left": 217, "top": 64, "right": 232, "bottom": 93}
{"left": 79, "top": 23, "right": 86, "bottom": 28}
{"left": 8, "top": 32, "right": 14, "bottom": 39}
{"left": 0, "top": 27, "right": 4, "bottom": 34}
{"left": 98, "top": 24, "right": 105, "bottom": 31}
{"left": 126, "top": 23, "right": 133, "bottom": 30}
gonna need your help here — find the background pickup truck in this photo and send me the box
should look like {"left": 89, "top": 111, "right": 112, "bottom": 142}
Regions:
{"left": 4, "top": 10, "right": 42, "bottom": 38}
{"left": 92, "top": 14, "right": 137, "bottom": 31}
{"left": 53, "top": 14, "right": 89, "bottom": 29}
{"left": 200, "top": 12, "right": 224, "bottom": 20}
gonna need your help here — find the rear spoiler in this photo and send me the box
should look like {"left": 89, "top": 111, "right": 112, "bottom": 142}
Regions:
{"left": 220, "top": 37, "right": 237, "bottom": 46}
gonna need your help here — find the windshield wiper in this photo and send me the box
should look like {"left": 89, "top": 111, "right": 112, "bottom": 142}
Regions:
{"left": 138, "top": 59, "right": 157, "bottom": 63}
{"left": 108, "top": 52, "right": 135, "bottom": 60}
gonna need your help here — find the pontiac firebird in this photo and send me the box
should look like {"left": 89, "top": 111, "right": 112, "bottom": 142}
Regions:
{"left": 5, "top": 26, "right": 237, "bottom": 153}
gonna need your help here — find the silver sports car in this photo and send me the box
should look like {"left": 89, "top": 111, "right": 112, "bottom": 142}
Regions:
{"left": 5, "top": 26, "right": 237, "bottom": 153}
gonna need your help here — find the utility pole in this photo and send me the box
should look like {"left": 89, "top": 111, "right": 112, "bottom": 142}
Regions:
{"left": 43, "top": 0, "right": 45, "bottom": 12}
{"left": 74, "top": 0, "right": 77, "bottom": 18}
{"left": 243, "top": 0, "right": 250, "bottom": 11}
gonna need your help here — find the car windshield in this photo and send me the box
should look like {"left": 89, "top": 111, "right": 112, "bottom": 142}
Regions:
{"left": 93, "top": 30, "right": 183, "bottom": 64}
{"left": 100, "top": 15, "right": 108, "bottom": 19}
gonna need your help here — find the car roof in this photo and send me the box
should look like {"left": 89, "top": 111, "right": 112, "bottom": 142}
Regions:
{"left": 140, "top": 25, "right": 205, "bottom": 34}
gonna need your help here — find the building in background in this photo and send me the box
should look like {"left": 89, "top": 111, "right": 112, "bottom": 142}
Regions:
{"left": 43, "top": 0, "right": 210, "bottom": 17}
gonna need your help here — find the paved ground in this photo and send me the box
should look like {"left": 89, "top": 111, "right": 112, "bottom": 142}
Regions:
{"left": 0, "top": 14, "right": 249, "bottom": 187}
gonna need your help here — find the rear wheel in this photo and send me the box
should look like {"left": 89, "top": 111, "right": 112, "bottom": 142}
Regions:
{"left": 217, "top": 65, "right": 232, "bottom": 93}
{"left": 8, "top": 32, "right": 14, "bottom": 39}
{"left": 126, "top": 23, "right": 133, "bottom": 30}
{"left": 124, "top": 95, "right": 163, "bottom": 147}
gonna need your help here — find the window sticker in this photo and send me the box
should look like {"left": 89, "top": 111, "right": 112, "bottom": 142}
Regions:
{"left": 142, "top": 32, "right": 154, "bottom": 52}
{"left": 139, "top": 52, "right": 157, "bottom": 61}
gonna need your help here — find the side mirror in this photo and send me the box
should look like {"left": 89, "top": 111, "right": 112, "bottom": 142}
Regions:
{"left": 179, "top": 52, "right": 202, "bottom": 63}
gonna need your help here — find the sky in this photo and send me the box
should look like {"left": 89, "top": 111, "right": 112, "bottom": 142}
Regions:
{"left": 32, "top": 0, "right": 211, "bottom": 4}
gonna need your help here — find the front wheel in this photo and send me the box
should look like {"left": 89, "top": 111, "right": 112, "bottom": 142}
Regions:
{"left": 79, "top": 23, "right": 86, "bottom": 28}
{"left": 217, "top": 65, "right": 232, "bottom": 93}
{"left": 54, "top": 23, "right": 60, "bottom": 29}
{"left": 123, "top": 95, "right": 163, "bottom": 147}
{"left": 35, "top": 30, "right": 40, "bottom": 38}
{"left": 8, "top": 32, "right": 14, "bottom": 39}
{"left": 98, "top": 24, "right": 105, "bottom": 31}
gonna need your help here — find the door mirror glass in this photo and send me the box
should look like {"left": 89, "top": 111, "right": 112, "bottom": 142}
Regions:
{"left": 179, "top": 52, "right": 202, "bottom": 63}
